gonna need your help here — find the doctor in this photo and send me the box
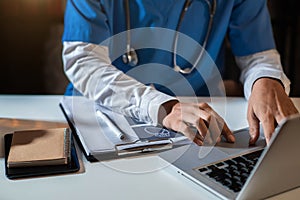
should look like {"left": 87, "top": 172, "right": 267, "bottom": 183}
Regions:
{"left": 62, "top": 0, "right": 298, "bottom": 146}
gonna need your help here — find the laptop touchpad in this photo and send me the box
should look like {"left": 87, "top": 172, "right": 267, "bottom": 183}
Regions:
{"left": 216, "top": 128, "right": 266, "bottom": 156}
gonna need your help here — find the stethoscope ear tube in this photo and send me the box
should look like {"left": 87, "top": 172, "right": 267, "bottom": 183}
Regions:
{"left": 173, "top": 0, "right": 216, "bottom": 74}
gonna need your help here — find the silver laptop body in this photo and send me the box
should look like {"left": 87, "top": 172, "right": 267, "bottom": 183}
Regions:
{"left": 159, "top": 114, "right": 300, "bottom": 200}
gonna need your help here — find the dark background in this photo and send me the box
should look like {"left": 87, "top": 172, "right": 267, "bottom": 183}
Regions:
{"left": 0, "top": 0, "right": 67, "bottom": 94}
{"left": 0, "top": 0, "right": 299, "bottom": 96}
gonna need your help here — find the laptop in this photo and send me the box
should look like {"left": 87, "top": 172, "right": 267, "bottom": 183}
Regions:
{"left": 159, "top": 114, "right": 300, "bottom": 200}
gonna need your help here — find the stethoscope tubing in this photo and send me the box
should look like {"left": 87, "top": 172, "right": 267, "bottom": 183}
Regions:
{"left": 123, "top": 0, "right": 216, "bottom": 74}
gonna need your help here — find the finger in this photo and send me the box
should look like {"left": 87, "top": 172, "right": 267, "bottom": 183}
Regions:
{"left": 193, "top": 132, "right": 205, "bottom": 146}
{"left": 200, "top": 105, "right": 235, "bottom": 143}
{"left": 260, "top": 114, "right": 275, "bottom": 145}
{"left": 203, "top": 130, "right": 213, "bottom": 145}
{"left": 203, "top": 116, "right": 220, "bottom": 145}
{"left": 180, "top": 107, "right": 211, "bottom": 139}
{"left": 212, "top": 116, "right": 235, "bottom": 143}
{"left": 176, "top": 121, "right": 204, "bottom": 146}
{"left": 197, "top": 103, "right": 213, "bottom": 120}
{"left": 247, "top": 107, "right": 260, "bottom": 145}
{"left": 216, "top": 136, "right": 222, "bottom": 143}
{"left": 195, "top": 118, "right": 209, "bottom": 139}
{"left": 220, "top": 122, "right": 235, "bottom": 143}
{"left": 197, "top": 103, "right": 218, "bottom": 143}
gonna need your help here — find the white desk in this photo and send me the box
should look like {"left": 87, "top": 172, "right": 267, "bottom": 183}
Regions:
{"left": 1, "top": 95, "right": 300, "bottom": 200}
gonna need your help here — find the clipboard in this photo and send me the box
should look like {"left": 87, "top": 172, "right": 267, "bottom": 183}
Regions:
{"left": 59, "top": 96, "right": 191, "bottom": 162}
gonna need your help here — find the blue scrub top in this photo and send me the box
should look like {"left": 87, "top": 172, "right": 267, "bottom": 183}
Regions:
{"left": 62, "top": 0, "right": 276, "bottom": 96}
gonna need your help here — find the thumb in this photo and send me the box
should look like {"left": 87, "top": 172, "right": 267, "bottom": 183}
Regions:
{"left": 248, "top": 109, "right": 260, "bottom": 145}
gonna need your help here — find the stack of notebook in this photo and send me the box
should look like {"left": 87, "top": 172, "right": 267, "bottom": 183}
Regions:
{"left": 4, "top": 127, "right": 80, "bottom": 179}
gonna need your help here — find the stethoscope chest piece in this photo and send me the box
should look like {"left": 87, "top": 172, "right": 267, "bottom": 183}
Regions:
{"left": 122, "top": 47, "right": 138, "bottom": 66}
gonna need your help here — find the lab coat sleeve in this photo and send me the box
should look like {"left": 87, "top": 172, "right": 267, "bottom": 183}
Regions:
{"left": 62, "top": 41, "right": 176, "bottom": 125}
{"left": 236, "top": 49, "right": 290, "bottom": 100}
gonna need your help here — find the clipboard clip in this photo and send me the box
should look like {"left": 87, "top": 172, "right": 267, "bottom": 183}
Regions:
{"left": 115, "top": 139, "right": 173, "bottom": 156}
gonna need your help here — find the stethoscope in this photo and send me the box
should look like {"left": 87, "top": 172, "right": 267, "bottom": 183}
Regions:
{"left": 122, "top": 0, "right": 216, "bottom": 74}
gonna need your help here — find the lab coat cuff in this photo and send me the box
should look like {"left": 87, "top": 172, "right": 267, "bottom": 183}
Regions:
{"left": 141, "top": 91, "right": 177, "bottom": 126}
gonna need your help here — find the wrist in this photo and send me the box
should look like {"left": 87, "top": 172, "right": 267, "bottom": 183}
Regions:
{"left": 252, "top": 77, "right": 284, "bottom": 91}
{"left": 157, "top": 100, "right": 179, "bottom": 125}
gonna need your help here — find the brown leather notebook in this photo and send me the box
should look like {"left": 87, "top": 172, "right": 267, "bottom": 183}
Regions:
{"left": 7, "top": 128, "right": 71, "bottom": 168}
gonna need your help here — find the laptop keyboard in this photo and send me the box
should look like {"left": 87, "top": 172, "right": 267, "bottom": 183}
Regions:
{"left": 197, "top": 149, "right": 264, "bottom": 193}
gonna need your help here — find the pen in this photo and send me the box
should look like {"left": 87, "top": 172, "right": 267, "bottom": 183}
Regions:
{"left": 96, "top": 110, "right": 125, "bottom": 140}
